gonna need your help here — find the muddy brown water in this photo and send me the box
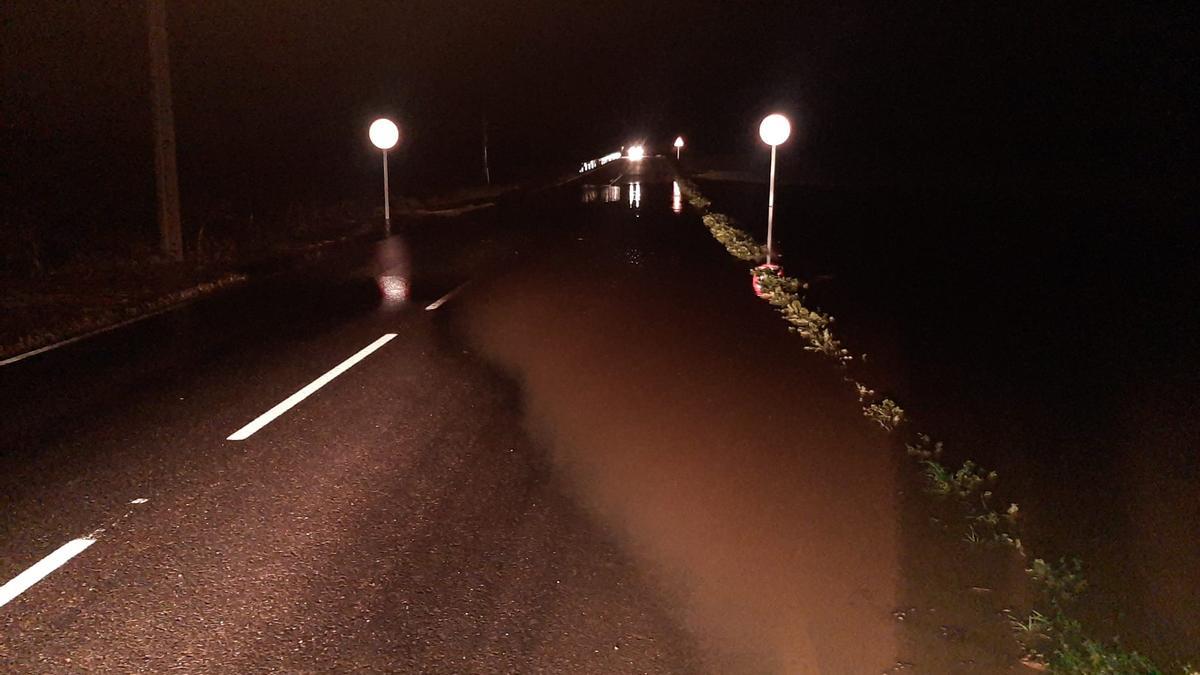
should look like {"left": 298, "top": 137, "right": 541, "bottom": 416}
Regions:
{"left": 449, "top": 171, "right": 1031, "bottom": 672}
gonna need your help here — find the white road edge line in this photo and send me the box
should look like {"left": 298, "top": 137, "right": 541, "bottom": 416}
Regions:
{"left": 227, "top": 333, "right": 398, "bottom": 441}
{"left": 0, "top": 538, "right": 95, "bottom": 609}
{"left": 425, "top": 281, "right": 470, "bottom": 311}
{"left": 0, "top": 304, "right": 181, "bottom": 367}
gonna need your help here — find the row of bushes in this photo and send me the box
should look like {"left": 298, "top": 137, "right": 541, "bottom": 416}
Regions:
{"left": 675, "top": 177, "right": 1194, "bottom": 675}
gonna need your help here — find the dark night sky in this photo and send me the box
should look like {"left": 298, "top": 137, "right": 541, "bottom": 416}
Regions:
{"left": 2, "top": 1, "right": 1196, "bottom": 226}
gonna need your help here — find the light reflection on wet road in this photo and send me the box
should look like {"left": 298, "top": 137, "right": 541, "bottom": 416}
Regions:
{"left": 372, "top": 235, "right": 413, "bottom": 306}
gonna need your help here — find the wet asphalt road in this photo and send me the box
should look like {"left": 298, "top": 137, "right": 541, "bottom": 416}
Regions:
{"left": 0, "top": 159, "right": 705, "bottom": 672}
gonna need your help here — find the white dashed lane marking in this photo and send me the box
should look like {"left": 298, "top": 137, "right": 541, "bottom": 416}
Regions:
{"left": 227, "top": 333, "right": 398, "bottom": 441}
{"left": 0, "top": 539, "right": 95, "bottom": 608}
{"left": 425, "top": 282, "right": 471, "bottom": 312}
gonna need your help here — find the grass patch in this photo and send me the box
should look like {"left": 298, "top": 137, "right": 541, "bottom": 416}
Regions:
{"left": 1010, "top": 557, "right": 1192, "bottom": 674}
{"left": 701, "top": 212, "right": 767, "bottom": 262}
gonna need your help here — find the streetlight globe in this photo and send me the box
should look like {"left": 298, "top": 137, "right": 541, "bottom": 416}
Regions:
{"left": 759, "top": 113, "right": 791, "bottom": 146}
{"left": 369, "top": 118, "right": 399, "bottom": 150}
{"left": 674, "top": 136, "right": 684, "bottom": 148}
{"left": 627, "top": 145, "right": 645, "bottom": 161}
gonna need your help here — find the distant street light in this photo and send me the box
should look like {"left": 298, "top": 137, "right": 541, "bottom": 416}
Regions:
{"left": 758, "top": 113, "right": 791, "bottom": 265}
{"left": 627, "top": 145, "right": 645, "bottom": 161}
{"left": 674, "top": 136, "right": 684, "bottom": 160}
{"left": 369, "top": 118, "right": 400, "bottom": 230}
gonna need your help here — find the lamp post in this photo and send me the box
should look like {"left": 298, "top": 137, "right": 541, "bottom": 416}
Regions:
{"left": 674, "top": 136, "right": 684, "bottom": 160}
{"left": 147, "top": 0, "right": 183, "bottom": 261}
{"left": 368, "top": 118, "right": 400, "bottom": 230}
{"left": 758, "top": 113, "right": 791, "bottom": 265}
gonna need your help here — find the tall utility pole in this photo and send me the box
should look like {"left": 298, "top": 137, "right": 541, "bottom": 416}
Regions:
{"left": 147, "top": 0, "right": 183, "bottom": 261}
{"left": 481, "top": 116, "right": 491, "bottom": 186}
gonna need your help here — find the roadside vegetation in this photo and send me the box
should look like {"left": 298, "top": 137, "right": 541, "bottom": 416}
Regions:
{"left": 676, "top": 177, "right": 1196, "bottom": 675}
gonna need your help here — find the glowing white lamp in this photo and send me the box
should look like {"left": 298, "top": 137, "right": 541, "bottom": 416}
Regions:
{"left": 758, "top": 113, "right": 791, "bottom": 264}
{"left": 674, "top": 136, "right": 684, "bottom": 160}
{"left": 759, "top": 114, "right": 791, "bottom": 146}
{"left": 627, "top": 145, "right": 645, "bottom": 161}
{"left": 369, "top": 118, "right": 399, "bottom": 150}
{"left": 369, "top": 118, "right": 400, "bottom": 228}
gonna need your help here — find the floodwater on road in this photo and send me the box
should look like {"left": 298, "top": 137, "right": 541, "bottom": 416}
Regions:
{"left": 695, "top": 175, "right": 1200, "bottom": 667}
{"left": 450, "top": 167, "right": 1027, "bottom": 672}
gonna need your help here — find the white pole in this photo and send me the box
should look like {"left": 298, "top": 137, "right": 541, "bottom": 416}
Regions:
{"left": 383, "top": 149, "right": 390, "bottom": 230}
{"left": 766, "top": 144, "right": 777, "bottom": 265}
{"left": 676, "top": 146, "right": 680, "bottom": 160}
